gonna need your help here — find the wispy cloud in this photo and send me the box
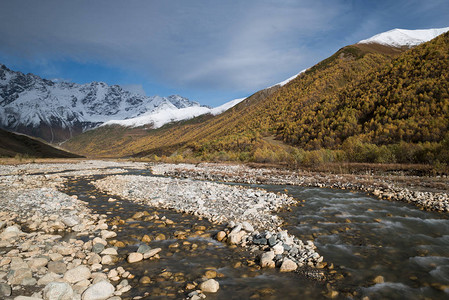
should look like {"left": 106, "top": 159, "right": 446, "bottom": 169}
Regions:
{"left": 0, "top": 0, "right": 448, "bottom": 103}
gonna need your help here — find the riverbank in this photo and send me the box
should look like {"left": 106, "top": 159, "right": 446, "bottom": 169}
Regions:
{"left": 151, "top": 163, "right": 449, "bottom": 213}
{"left": 0, "top": 161, "right": 148, "bottom": 299}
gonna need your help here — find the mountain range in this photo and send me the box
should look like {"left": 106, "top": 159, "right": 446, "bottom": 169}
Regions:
{"left": 62, "top": 27, "right": 449, "bottom": 165}
{"left": 1, "top": 26, "right": 448, "bottom": 164}
{"left": 0, "top": 65, "right": 205, "bottom": 142}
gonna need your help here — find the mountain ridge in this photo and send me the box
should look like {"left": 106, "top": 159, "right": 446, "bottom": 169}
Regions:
{"left": 358, "top": 26, "right": 449, "bottom": 47}
{"left": 63, "top": 27, "right": 449, "bottom": 165}
{"left": 0, "top": 64, "right": 201, "bottom": 142}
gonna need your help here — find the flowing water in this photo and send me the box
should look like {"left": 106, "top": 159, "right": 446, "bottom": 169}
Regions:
{"left": 272, "top": 185, "right": 449, "bottom": 299}
{"left": 62, "top": 174, "right": 328, "bottom": 300}
{"left": 62, "top": 170, "right": 449, "bottom": 299}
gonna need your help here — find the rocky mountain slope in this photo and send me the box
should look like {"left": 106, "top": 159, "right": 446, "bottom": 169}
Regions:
{"left": 0, "top": 64, "right": 201, "bottom": 142}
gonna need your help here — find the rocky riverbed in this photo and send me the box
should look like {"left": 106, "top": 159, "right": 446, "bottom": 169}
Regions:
{"left": 151, "top": 163, "right": 449, "bottom": 213}
{"left": 0, "top": 160, "right": 327, "bottom": 300}
{"left": 0, "top": 162, "right": 137, "bottom": 299}
{"left": 2, "top": 160, "right": 446, "bottom": 299}
{"left": 93, "top": 175, "right": 326, "bottom": 277}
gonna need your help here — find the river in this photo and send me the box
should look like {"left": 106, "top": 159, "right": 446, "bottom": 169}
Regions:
{"left": 63, "top": 170, "right": 449, "bottom": 299}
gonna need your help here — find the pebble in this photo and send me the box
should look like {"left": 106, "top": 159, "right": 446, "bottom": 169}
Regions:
{"left": 127, "top": 252, "right": 143, "bottom": 263}
{"left": 199, "top": 279, "right": 220, "bottom": 293}
{"left": 47, "top": 261, "right": 67, "bottom": 274}
{"left": 92, "top": 243, "right": 105, "bottom": 253}
{"left": 373, "top": 275, "right": 385, "bottom": 284}
{"left": 43, "top": 281, "right": 74, "bottom": 300}
{"left": 216, "top": 231, "right": 226, "bottom": 242}
{"left": 82, "top": 280, "right": 115, "bottom": 300}
{"left": 139, "top": 276, "right": 151, "bottom": 284}
{"left": 64, "top": 265, "right": 91, "bottom": 283}
{"left": 143, "top": 248, "right": 162, "bottom": 259}
{"left": 260, "top": 251, "right": 276, "bottom": 268}
{"left": 280, "top": 259, "right": 298, "bottom": 272}
{"left": 136, "top": 244, "right": 151, "bottom": 254}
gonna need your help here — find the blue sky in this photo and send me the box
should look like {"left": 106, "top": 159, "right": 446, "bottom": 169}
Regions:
{"left": 0, "top": 0, "right": 448, "bottom": 106}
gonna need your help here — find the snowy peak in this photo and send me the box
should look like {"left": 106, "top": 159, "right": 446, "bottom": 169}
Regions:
{"left": 358, "top": 27, "right": 449, "bottom": 48}
{"left": 166, "top": 95, "right": 203, "bottom": 109}
{"left": 0, "top": 63, "right": 201, "bottom": 142}
{"left": 102, "top": 97, "right": 246, "bottom": 129}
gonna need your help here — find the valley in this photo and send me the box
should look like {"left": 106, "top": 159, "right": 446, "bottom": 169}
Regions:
{"left": 0, "top": 15, "right": 448, "bottom": 300}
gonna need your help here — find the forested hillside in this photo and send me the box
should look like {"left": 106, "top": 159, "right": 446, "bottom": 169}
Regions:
{"left": 64, "top": 32, "right": 449, "bottom": 165}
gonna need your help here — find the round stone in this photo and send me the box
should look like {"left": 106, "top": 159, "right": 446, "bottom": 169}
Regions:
{"left": 216, "top": 231, "right": 226, "bottom": 242}
{"left": 199, "top": 279, "right": 219, "bottom": 293}
{"left": 43, "top": 282, "right": 74, "bottom": 300}
{"left": 63, "top": 265, "right": 91, "bottom": 283}
{"left": 139, "top": 276, "right": 151, "bottom": 284}
{"left": 92, "top": 243, "right": 105, "bottom": 254}
{"left": 127, "top": 252, "right": 143, "bottom": 263}
{"left": 280, "top": 259, "right": 298, "bottom": 272}
{"left": 82, "top": 281, "right": 115, "bottom": 300}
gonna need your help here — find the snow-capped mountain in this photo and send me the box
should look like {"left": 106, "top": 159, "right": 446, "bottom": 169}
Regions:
{"left": 102, "top": 97, "right": 247, "bottom": 129}
{"left": 358, "top": 27, "right": 449, "bottom": 47}
{"left": 0, "top": 64, "right": 201, "bottom": 142}
{"left": 269, "top": 27, "right": 449, "bottom": 90}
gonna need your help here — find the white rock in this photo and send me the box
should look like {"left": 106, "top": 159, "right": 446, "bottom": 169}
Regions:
{"left": 230, "top": 224, "right": 242, "bottom": 234}
{"left": 127, "top": 252, "right": 143, "bottom": 263}
{"left": 260, "top": 251, "right": 275, "bottom": 268}
{"left": 241, "top": 221, "right": 254, "bottom": 232}
{"left": 280, "top": 258, "right": 298, "bottom": 272}
{"left": 199, "top": 279, "right": 220, "bottom": 293}
{"left": 143, "top": 248, "right": 161, "bottom": 259}
{"left": 92, "top": 237, "right": 107, "bottom": 246}
{"left": 101, "top": 230, "right": 116, "bottom": 239}
{"left": 272, "top": 243, "right": 284, "bottom": 255}
{"left": 227, "top": 231, "right": 246, "bottom": 245}
{"left": 27, "top": 257, "right": 49, "bottom": 271}
{"left": 1, "top": 226, "right": 22, "bottom": 240}
{"left": 82, "top": 281, "right": 115, "bottom": 300}
{"left": 61, "top": 216, "right": 79, "bottom": 227}
{"left": 43, "top": 281, "right": 74, "bottom": 300}
{"left": 63, "top": 265, "right": 91, "bottom": 284}
{"left": 100, "top": 248, "right": 118, "bottom": 255}
{"left": 38, "top": 273, "right": 62, "bottom": 286}
{"left": 101, "top": 255, "right": 113, "bottom": 265}
{"left": 107, "top": 269, "right": 118, "bottom": 279}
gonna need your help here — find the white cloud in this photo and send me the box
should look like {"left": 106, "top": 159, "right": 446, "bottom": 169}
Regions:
{"left": 0, "top": 0, "right": 447, "bottom": 95}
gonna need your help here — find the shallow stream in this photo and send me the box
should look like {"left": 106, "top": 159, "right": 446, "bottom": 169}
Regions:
{"left": 62, "top": 170, "right": 449, "bottom": 299}
{"left": 62, "top": 173, "right": 328, "bottom": 299}
{"left": 272, "top": 185, "right": 449, "bottom": 299}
